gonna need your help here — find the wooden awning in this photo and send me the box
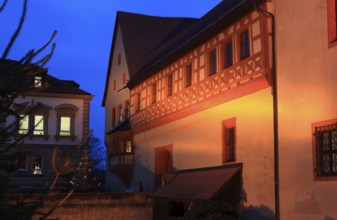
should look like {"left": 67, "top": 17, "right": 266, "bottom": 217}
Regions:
{"left": 152, "top": 163, "right": 242, "bottom": 201}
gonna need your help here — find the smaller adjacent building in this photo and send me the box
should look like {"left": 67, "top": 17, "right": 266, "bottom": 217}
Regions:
{"left": 0, "top": 60, "right": 93, "bottom": 192}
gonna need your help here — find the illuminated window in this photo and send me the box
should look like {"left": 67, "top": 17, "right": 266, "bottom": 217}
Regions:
{"left": 240, "top": 31, "right": 250, "bottom": 60}
{"left": 34, "top": 76, "right": 42, "bottom": 88}
{"left": 327, "top": 0, "right": 337, "bottom": 47}
{"left": 222, "top": 118, "right": 236, "bottom": 163}
{"left": 152, "top": 83, "right": 157, "bottom": 104}
{"left": 33, "top": 115, "right": 44, "bottom": 135}
{"left": 185, "top": 64, "right": 192, "bottom": 87}
{"left": 312, "top": 119, "right": 337, "bottom": 180}
{"left": 223, "top": 40, "right": 233, "bottom": 68}
{"left": 118, "top": 105, "right": 123, "bottom": 122}
{"left": 60, "top": 116, "right": 71, "bottom": 136}
{"left": 167, "top": 75, "right": 173, "bottom": 96}
{"left": 19, "top": 114, "right": 29, "bottom": 134}
{"left": 126, "top": 140, "right": 132, "bottom": 153}
{"left": 55, "top": 104, "right": 78, "bottom": 140}
{"left": 31, "top": 154, "right": 43, "bottom": 175}
{"left": 209, "top": 49, "right": 217, "bottom": 75}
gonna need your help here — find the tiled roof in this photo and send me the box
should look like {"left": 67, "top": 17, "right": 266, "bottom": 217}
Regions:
{"left": 106, "top": 119, "right": 131, "bottom": 134}
{"left": 128, "top": 0, "right": 266, "bottom": 88}
{"left": 152, "top": 163, "right": 242, "bottom": 201}
{"left": 0, "top": 59, "right": 92, "bottom": 96}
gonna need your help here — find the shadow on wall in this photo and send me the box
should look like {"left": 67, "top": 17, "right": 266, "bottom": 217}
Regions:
{"left": 242, "top": 205, "right": 274, "bottom": 220}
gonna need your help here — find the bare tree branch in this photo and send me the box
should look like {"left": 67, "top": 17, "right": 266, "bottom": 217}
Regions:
{"left": 1, "top": 0, "right": 28, "bottom": 59}
{"left": 0, "top": 0, "right": 9, "bottom": 13}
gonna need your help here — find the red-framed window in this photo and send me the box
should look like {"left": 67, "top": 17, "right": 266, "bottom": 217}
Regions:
{"left": 240, "top": 30, "right": 250, "bottom": 60}
{"left": 312, "top": 118, "right": 337, "bottom": 181}
{"left": 124, "top": 100, "right": 130, "bottom": 119}
{"left": 209, "top": 49, "right": 217, "bottom": 76}
{"left": 113, "top": 80, "right": 116, "bottom": 91}
{"left": 167, "top": 75, "right": 173, "bottom": 97}
{"left": 222, "top": 117, "right": 236, "bottom": 163}
{"left": 327, "top": 0, "right": 337, "bottom": 47}
{"left": 122, "top": 73, "right": 126, "bottom": 85}
{"left": 152, "top": 83, "right": 157, "bottom": 104}
{"left": 223, "top": 40, "right": 233, "bottom": 68}
{"left": 185, "top": 63, "right": 192, "bottom": 88}
{"left": 111, "top": 107, "right": 116, "bottom": 126}
{"left": 117, "top": 54, "right": 121, "bottom": 65}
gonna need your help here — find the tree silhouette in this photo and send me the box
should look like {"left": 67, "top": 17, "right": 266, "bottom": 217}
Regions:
{"left": 0, "top": 0, "right": 88, "bottom": 219}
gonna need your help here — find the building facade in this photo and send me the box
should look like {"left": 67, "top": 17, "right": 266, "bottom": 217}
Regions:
{"left": 2, "top": 62, "right": 93, "bottom": 192}
{"left": 103, "top": 0, "right": 337, "bottom": 219}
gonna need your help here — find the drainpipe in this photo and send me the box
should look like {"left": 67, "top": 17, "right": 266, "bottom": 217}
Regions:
{"left": 254, "top": 1, "right": 280, "bottom": 220}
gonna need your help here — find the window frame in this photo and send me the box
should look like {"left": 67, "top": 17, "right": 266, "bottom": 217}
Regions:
{"left": 222, "top": 39, "right": 233, "bottom": 69}
{"left": 124, "top": 100, "right": 130, "bottom": 119}
{"left": 167, "top": 74, "right": 173, "bottom": 97}
{"left": 312, "top": 118, "right": 337, "bottom": 181}
{"left": 112, "top": 107, "right": 116, "bottom": 126}
{"left": 152, "top": 83, "right": 157, "bottom": 104}
{"left": 209, "top": 49, "right": 218, "bottom": 76}
{"left": 239, "top": 30, "right": 250, "bottom": 60}
{"left": 118, "top": 104, "right": 123, "bottom": 123}
{"left": 327, "top": 0, "right": 337, "bottom": 47}
{"left": 222, "top": 117, "right": 236, "bottom": 164}
{"left": 185, "top": 63, "right": 193, "bottom": 88}
{"left": 55, "top": 104, "right": 78, "bottom": 141}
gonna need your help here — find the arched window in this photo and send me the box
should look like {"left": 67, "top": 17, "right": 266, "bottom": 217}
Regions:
{"left": 55, "top": 104, "right": 78, "bottom": 141}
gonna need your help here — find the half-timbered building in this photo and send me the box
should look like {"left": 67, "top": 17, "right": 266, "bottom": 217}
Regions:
{"left": 103, "top": 0, "right": 337, "bottom": 219}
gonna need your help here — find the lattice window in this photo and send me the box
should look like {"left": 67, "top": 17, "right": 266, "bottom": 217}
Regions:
{"left": 314, "top": 122, "right": 337, "bottom": 178}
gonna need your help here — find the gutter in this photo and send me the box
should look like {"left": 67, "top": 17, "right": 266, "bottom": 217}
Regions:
{"left": 254, "top": 2, "right": 280, "bottom": 220}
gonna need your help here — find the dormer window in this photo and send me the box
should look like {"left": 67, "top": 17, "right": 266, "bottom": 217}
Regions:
{"left": 34, "top": 76, "right": 42, "bottom": 88}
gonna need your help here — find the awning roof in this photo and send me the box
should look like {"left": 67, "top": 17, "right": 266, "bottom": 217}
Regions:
{"left": 152, "top": 163, "right": 242, "bottom": 201}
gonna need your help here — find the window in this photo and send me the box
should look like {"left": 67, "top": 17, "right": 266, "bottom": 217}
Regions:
{"left": 19, "top": 114, "right": 29, "bottom": 134}
{"left": 118, "top": 105, "right": 123, "bottom": 122}
{"left": 223, "top": 40, "right": 233, "bottom": 68}
{"left": 185, "top": 64, "right": 192, "bottom": 87}
{"left": 240, "top": 31, "right": 250, "bottom": 60}
{"left": 17, "top": 153, "right": 28, "bottom": 172}
{"left": 17, "top": 104, "right": 50, "bottom": 137}
{"left": 34, "top": 76, "right": 42, "bottom": 88}
{"left": 209, "top": 49, "right": 217, "bottom": 75}
{"left": 312, "top": 119, "right": 337, "bottom": 180}
{"left": 152, "top": 83, "right": 157, "bottom": 104}
{"left": 113, "top": 80, "right": 116, "bottom": 91}
{"left": 60, "top": 116, "right": 71, "bottom": 136}
{"left": 31, "top": 154, "right": 43, "bottom": 175}
{"left": 55, "top": 104, "right": 78, "bottom": 140}
{"left": 136, "top": 93, "right": 141, "bottom": 112}
{"left": 327, "top": 0, "right": 337, "bottom": 47}
{"left": 124, "top": 101, "right": 130, "bottom": 119}
{"left": 167, "top": 75, "right": 173, "bottom": 96}
{"left": 33, "top": 115, "right": 44, "bottom": 135}
{"left": 112, "top": 107, "right": 116, "bottom": 126}
{"left": 117, "top": 54, "right": 121, "bottom": 65}
{"left": 122, "top": 73, "right": 126, "bottom": 85}
{"left": 222, "top": 118, "right": 236, "bottom": 163}
{"left": 126, "top": 140, "right": 132, "bottom": 153}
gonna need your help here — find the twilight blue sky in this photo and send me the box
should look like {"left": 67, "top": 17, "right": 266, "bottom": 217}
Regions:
{"left": 0, "top": 0, "right": 221, "bottom": 145}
